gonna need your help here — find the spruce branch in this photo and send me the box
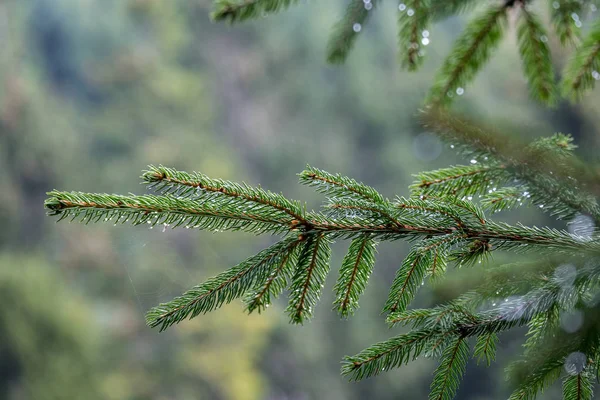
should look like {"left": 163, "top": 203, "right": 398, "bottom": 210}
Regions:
{"left": 441, "top": 257, "right": 562, "bottom": 304}
{"left": 480, "top": 186, "right": 525, "bottom": 213}
{"left": 352, "top": 295, "right": 547, "bottom": 373}
{"left": 286, "top": 233, "right": 332, "bottom": 324}
{"left": 386, "top": 307, "right": 438, "bottom": 328}
{"left": 517, "top": 5, "right": 558, "bottom": 105}
{"left": 326, "top": 0, "right": 379, "bottom": 64}
{"left": 428, "top": 237, "right": 450, "bottom": 280}
{"left": 528, "top": 132, "right": 578, "bottom": 159}
{"left": 449, "top": 237, "right": 492, "bottom": 267}
{"left": 562, "top": 19, "right": 600, "bottom": 100}
{"left": 431, "top": 290, "right": 561, "bottom": 342}
{"left": 45, "top": 158, "right": 600, "bottom": 400}
{"left": 386, "top": 302, "right": 477, "bottom": 331}
{"left": 508, "top": 358, "right": 565, "bottom": 400}
{"left": 145, "top": 236, "right": 301, "bottom": 331}
{"left": 429, "top": 336, "right": 469, "bottom": 400}
{"left": 211, "top": 0, "right": 300, "bottom": 23}
{"left": 473, "top": 332, "right": 498, "bottom": 366}
{"left": 44, "top": 191, "right": 292, "bottom": 234}
{"left": 523, "top": 305, "right": 560, "bottom": 352}
{"left": 299, "top": 165, "right": 387, "bottom": 204}
{"left": 47, "top": 170, "right": 600, "bottom": 253}
{"left": 208, "top": 0, "right": 600, "bottom": 102}
{"left": 508, "top": 301, "right": 600, "bottom": 398}
{"left": 346, "top": 294, "right": 552, "bottom": 382}
{"left": 428, "top": 0, "right": 480, "bottom": 20}
{"left": 383, "top": 234, "right": 458, "bottom": 314}
{"left": 507, "top": 331, "right": 584, "bottom": 400}
{"left": 398, "top": 0, "right": 431, "bottom": 71}
{"left": 325, "top": 198, "right": 400, "bottom": 228}
{"left": 477, "top": 287, "right": 562, "bottom": 333}
{"left": 341, "top": 329, "right": 439, "bottom": 380}
{"left": 303, "top": 209, "right": 594, "bottom": 252}
{"left": 420, "top": 107, "right": 513, "bottom": 163}
{"left": 421, "top": 109, "right": 600, "bottom": 222}
{"left": 383, "top": 245, "right": 433, "bottom": 314}
{"left": 395, "top": 196, "right": 481, "bottom": 228}
{"left": 143, "top": 164, "right": 307, "bottom": 224}
{"left": 427, "top": 4, "right": 508, "bottom": 106}
{"left": 395, "top": 258, "right": 597, "bottom": 333}
{"left": 41, "top": 1, "right": 600, "bottom": 397}
{"left": 551, "top": 0, "right": 583, "bottom": 46}
{"left": 333, "top": 234, "right": 378, "bottom": 318}
{"left": 562, "top": 371, "right": 594, "bottom": 400}
{"left": 244, "top": 240, "right": 301, "bottom": 313}
{"left": 411, "top": 165, "right": 509, "bottom": 199}
{"left": 344, "top": 279, "right": 596, "bottom": 397}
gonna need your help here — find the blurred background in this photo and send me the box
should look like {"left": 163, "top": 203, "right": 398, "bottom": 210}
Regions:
{"left": 2, "top": 0, "right": 600, "bottom": 399}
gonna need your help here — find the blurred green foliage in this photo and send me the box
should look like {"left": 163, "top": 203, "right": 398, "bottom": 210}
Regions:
{"left": 3, "top": 0, "right": 600, "bottom": 398}
{"left": 0, "top": 255, "right": 104, "bottom": 399}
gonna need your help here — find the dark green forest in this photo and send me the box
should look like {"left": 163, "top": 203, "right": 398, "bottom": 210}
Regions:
{"left": 4, "top": 0, "right": 600, "bottom": 399}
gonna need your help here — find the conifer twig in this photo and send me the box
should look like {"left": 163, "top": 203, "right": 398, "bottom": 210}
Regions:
{"left": 517, "top": 5, "right": 557, "bottom": 105}
{"left": 550, "top": 0, "right": 583, "bottom": 46}
{"left": 211, "top": 0, "right": 300, "bottom": 23}
{"left": 326, "top": 0, "right": 379, "bottom": 64}
{"left": 562, "top": 19, "right": 600, "bottom": 100}
{"left": 398, "top": 0, "right": 431, "bottom": 71}
{"left": 428, "top": 4, "right": 508, "bottom": 106}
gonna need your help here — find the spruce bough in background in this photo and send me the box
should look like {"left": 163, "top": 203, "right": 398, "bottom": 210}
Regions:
{"left": 216, "top": 0, "right": 600, "bottom": 105}
{"left": 45, "top": 1, "right": 600, "bottom": 399}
